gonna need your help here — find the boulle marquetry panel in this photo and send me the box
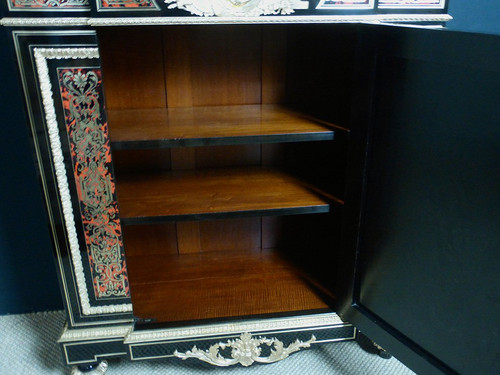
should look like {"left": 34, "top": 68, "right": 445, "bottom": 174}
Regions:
{"left": 6, "top": 0, "right": 90, "bottom": 11}
{"left": 378, "top": 0, "right": 446, "bottom": 9}
{"left": 316, "top": 0, "right": 374, "bottom": 10}
{"left": 97, "top": 0, "right": 160, "bottom": 10}
{"left": 57, "top": 67, "right": 129, "bottom": 300}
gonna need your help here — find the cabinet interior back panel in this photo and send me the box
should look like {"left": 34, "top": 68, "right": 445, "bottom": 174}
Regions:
{"left": 99, "top": 28, "right": 167, "bottom": 109}
{"left": 99, "top": 26, "right": 286, "bottom": 110}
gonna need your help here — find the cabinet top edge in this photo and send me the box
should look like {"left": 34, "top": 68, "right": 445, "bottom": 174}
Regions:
{"left": 1, "top": 14, "right": 452, "bottom": 27}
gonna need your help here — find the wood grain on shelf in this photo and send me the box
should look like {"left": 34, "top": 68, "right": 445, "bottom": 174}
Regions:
{"left": 108, "top": 105, "right": 335, "bottom": 148}
{"left": 116, "top": 168, "right": 331, "bottom": 223}
{"left": 127, "top": 249, "right": 331, "bottom": 322}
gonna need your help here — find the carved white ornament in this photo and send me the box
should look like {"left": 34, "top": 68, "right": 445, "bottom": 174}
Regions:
{"left": 164, "top": 0, "right": 307, "bottom": 17}
{"left": 174, "top": 333, "right": 316, "bottom": 366}
{"left": 33, "top": 48, "right": 132, "bottom": 316}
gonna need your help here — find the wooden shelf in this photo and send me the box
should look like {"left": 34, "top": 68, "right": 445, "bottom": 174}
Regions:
{"left": 126, "top": 249, "right": 332, "bottom": 323}
{"left": 108, "top": 105, "right": 336, "bottom": 149}
{"left": 116, "top": 167, "right": 334, "bottom": 225}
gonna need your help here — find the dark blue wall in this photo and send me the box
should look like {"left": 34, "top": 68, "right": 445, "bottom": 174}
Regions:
{"left": 1, "top": 1, "right": 499, "bottom": 314}
{"left": 447, "top": 0, "right": 500, "bottom": 35}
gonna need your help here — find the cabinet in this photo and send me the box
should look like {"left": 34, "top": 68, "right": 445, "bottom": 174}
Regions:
{"left": 2, "top": 2, "right": 499, "bottom": 374}
{"left": 99, "top": 25, "right": 347, "bottom": 326}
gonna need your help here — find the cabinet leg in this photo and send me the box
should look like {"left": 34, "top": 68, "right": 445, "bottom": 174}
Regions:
{"left": 70, "top": 360, "right": 108, "bottom": 375}
{"left": 372, "top": 342, "right": 392, "bottom": 359}
{"left": 356, "top": 332, "right": 392, "bottom": 359}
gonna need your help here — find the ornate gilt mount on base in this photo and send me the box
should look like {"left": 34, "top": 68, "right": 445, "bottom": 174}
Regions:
{"left": 174, "top": 332, "right": 316, "bottom": 367}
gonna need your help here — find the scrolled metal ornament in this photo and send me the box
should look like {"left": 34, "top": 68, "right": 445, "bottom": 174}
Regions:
{"left": 174, "top": 332, "right": 316, "bottom": 367}
{"left": 164, "top": 0, "right": 307, "bottom": 17}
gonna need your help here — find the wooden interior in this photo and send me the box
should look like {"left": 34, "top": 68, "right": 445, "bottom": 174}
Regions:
{"left": 99, "top": 25, "right": 348, "bottom": 325}
{"left": 116, "top": 168, "right": 333, "bottom": 224}
{"left": 126, "top": 249, "right": 331, "bottom": 323}
{"left": 108, "top": 105, "right": 335, "bottom": 149}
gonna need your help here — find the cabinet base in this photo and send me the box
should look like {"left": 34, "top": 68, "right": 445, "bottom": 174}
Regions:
{"left": 59, "top": 312, "right": 354, "bottom": 367}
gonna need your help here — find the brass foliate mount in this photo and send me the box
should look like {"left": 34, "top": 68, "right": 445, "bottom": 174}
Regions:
{"left": 174, "top": 332, "right": 316, "bottom": 367}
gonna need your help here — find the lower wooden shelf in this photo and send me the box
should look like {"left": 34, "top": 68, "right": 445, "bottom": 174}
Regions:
{"left": 116, "top": 167, "right": 336, "bottom": 225}
{"left": 126, "top": 249, "right": 333, "bottom": 324}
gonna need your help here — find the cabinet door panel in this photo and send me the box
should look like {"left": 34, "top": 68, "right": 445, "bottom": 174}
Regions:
{"left": 342, "top": 26, "right": 500, "bottom": 375}
{"left": 12, "top": 31, "right": 133, "bottom": 326}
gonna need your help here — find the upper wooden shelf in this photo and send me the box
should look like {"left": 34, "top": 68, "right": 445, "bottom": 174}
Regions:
{"left": 108, "top": 105, "right": 336, "bottom": 150}
{"left": 117, "top": 167, "right": 337, "bottom": 225}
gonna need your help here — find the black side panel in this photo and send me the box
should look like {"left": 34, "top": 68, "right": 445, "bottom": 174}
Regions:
{"left": 342, "top": 26, "right": 500, "bottom": 375}
{"left": 0, "top": 27, "right": 63, "bottom": 315}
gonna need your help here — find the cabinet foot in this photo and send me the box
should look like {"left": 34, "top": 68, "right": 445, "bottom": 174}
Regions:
{"left": 356, "top": 332, "right": 392, "bottom": 359}
{"left": 70, "top": 360, "right": 108, "bottom": 375}
{"left": 373, "top": 343, "right": 392, "bottom": 359}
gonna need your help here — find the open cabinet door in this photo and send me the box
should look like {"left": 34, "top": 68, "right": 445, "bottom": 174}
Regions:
{"left": 339, "top": 25, "right": 500, "bottom": 375}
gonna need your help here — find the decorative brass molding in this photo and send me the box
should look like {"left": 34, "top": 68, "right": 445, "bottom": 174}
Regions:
{"left": 58, "top": 323, "right": 133, "bottom": 343}
{"left": 89, "top": 14, "right": 452, "bottom": 26}
{"left": 174, "top": 333, "right": 316, "bottom": 366}
{"left": 1, "top": 17, "right": 90, "bottom": 26}
{"left": 125, "top": 312, "right": 343, "bottom": 343}
{"left": 0, "top": 14, "right": 452, "bottom": 27}
{"left": 164, "top": 0, "right": 308, "bottom": 17}
{"left": 33, "top": 47, "right": 133, "bottom": 316}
